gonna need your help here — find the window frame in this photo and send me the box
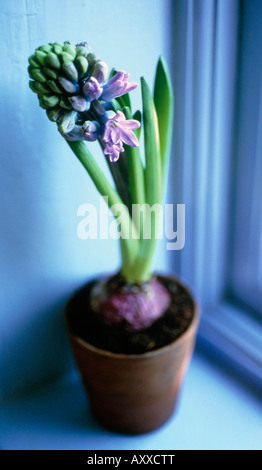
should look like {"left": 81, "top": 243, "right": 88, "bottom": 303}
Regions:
{"left": 170, "top": 0, "right": 262, "bottom": 389}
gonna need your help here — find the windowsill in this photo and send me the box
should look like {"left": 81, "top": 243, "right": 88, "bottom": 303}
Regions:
{"left": 199, "top": 302, "right": 262, "bottom": 389}
{"left": 0, "top": 348, "right": 261, "bottom": 450}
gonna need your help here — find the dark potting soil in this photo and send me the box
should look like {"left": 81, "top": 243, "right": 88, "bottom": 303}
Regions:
{"left": 66, "top": 274, "right": 195, "bottom": 355}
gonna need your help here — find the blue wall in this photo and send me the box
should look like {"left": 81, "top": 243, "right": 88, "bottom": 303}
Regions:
{"left": 0, "top": 0, "right": 172, "bottom": 401}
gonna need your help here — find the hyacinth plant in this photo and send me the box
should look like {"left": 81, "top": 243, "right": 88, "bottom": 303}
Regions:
{"left": 28, "top": 41, "right": 174, "bottom": 331}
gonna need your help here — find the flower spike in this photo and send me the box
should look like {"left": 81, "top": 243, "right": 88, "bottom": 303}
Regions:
{"left": 28, "top": 41, "right": 139, "bottom": 161}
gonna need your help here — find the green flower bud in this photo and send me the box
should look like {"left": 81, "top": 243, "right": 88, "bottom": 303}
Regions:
{"left": 63, "top": 43, "right": 76, "bottom": 59}
{"left": 28, "top": 65, "right": 36, "bottom": 79}
{"left": 47, "top": 80, "right": 63, "bottom": 94}
{"left": 45, "top": 52, "right": 61, "bottom": 70}
{"left": 28, "top": 55, "right": 40, "bottom": 68}
{"left": 52, "top": 41, "right": 63, "bottom": 47}
{"left": 29, "top": 67, "right": 46, "bottom": 83}
{"left": 46, "top": 106, "right": 64, "bottom": 122}
{"left": 29, "top": 80, "right": 38, "bottom": 93}
{"left": 38, "top": 96, "right": 49, "bottom": 109}
{"left": 61, "top": 52, "right": 74, "bottom": 64}
{"left": 35, "top": 50, "right": 47, "bottom": 66}
{"left": 39, "top": 44, "right": 53, "bottom": 53}
{"left": 76, "top": 42, "right": 92, "bottom": 57}
{"left": 62, "top": 62, "right": 78, "bottom": 82}
{"left": 90, "top": 60, "right": 108, "bottom": 83}
{"left": 58, "top": 110, "right": 78, "bottom": 134}
{"left": 34, "top": 81, "right": 51, "bottom": 94}
{"left": 86, "top": 53, "right": 97, "bottom": 69}
{"left": 74, "top": 56, "right": 88, "bottom": 77}
{"left": 58, "top": 76, "right": 79, "bottom": 94}
{"left": 42, "top": 94, "right": 60, "bottom": 108}
{"left": 76, "top": 45, "right": 89, "bottom": 57}
{"left": 43, "top": 66, "right": 58, "bottom": 79}
{"left": 53, "top": 44, "right": 63, "bottom": 55}
{"left": 59, "top": 96, "right": 72, "bottom": 109}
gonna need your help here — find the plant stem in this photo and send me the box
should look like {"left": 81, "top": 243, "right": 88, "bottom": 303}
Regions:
{"left": 67, "top": 140, "right": 140, "bottom": 275}
{"left": 98, "top": 137, "right": 132, "bottom": 213}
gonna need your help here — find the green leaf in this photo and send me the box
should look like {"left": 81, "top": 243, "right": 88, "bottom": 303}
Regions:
{"left": 131, "top": 77, "right": 162, "bottom": 281}
{"left": 141, "top": 76, "right": 162, "bottom": 206}
{"left": 108, "top": 67, "right": 117, "bottom": 80}
{"left": 110, "top": 98, "right": 122, "bottom": 113}
{"left": 133, "top": 110, "right": 142, "bottom": 140}
{"left": 116, "top": 92, "right": 131, "bottom": 110}
{"left": 153, "top": 56, "right": 174, "bottom": 185}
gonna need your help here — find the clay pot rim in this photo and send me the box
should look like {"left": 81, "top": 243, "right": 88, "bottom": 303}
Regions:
{"left": 65, "top": 272, "right": 200, "bottom": 361}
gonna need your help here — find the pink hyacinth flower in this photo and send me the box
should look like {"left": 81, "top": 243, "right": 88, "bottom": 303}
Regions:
{"left": 102, "top": 110, "right": 140, "bottom": 162}
{"left": 101, "top": 70, "right": 138, "bottom": 102}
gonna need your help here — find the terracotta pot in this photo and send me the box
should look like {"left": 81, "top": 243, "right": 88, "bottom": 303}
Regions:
{"left": 65, "top": 275, "right": 199, "bottom": 434}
